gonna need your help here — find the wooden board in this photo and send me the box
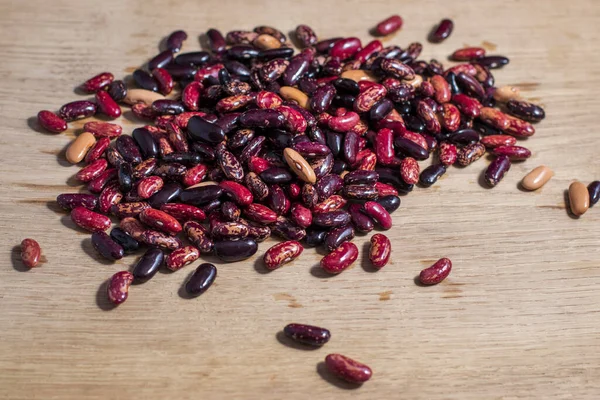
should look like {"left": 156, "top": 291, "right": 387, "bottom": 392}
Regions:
{"left": 1, "top": 0, "right": 599, "bottom": 398}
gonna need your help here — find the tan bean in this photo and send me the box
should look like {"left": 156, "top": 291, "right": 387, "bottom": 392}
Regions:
{"left": 568, "top": 181, "right": 590, "bottom": 216}
{"left": 404, "top": 74, "right": 424, "bottom": 89}
{"left": 493, "top": 85, "right": 521, "bottom": 103}
{"left": 340, "top": 69, "right": 378, "bottom": 83}
{"left": 66, "top": 132, "right": 96, "bottom": 164}
{"left": 123, "top": 88, "right": 165, "bottom": 106}
{"left": 187, "top": 180, "right": 219, "bottom": 189}
{"left": 253, "top": 34, "right": 281, "bottom": 50}
{"left": 279, "top": 86, "right": 309, "bottom": 109}
{"left": 283, "top": 148, "right": 316, "bottom": 184}
{"left": 521, "top": 166, "right": 554, "bottom": 191}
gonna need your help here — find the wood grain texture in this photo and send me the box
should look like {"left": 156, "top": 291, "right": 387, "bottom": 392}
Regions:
{"left": 1, "top": 0, "right": 600, "bottom": 398}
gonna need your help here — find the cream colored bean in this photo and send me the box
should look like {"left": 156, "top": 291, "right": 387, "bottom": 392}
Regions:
{"left": 493, "top": 86, "right": 521, "bottom": 103}
{"left": 279, "top": 86, "right": 310, "bottom": 109}
{"left": 253, "top": 34, "right": 281, "bottom": 50}
{"left": 340, "top": 69, "right": 378, "bottom": 83}
{"left": 123, "top": 89, "right": 165, "bottom": 106}
{"left": 66, "top": 132, "right": 96, "bottom": 164}
{"left": 283, "top": 148, "right": 316, "bottom": 184}
{"left": 404, "top": 74, "right": 423, "bottom": 89}
{"left": 568, "top": 181, "right": 590, "bottom": 216}
{"left": 521, "top": 166, "right": 554, "bottom": 191}
{"left": 187, "top": 181, "right": 218, "bottom": 189}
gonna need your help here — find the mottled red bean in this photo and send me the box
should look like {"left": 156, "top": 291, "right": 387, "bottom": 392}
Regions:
{"left": 84, "top": 121, "right": 122, "bottom": 138}
{"left": 82, "top": 72, "right": 114, "bottom": 93}
{"left": 438, "top": 142, "right": 457, "bottom": 166}
{"left": 20, "top": 238, "right": 41, "bottom": 268}
{"left": 165, "top": 245, "right": 200, "bottom": 271}
{"left": 485, "top": 155, "right": 511, "bottom": 187}
{"left": 37, "top": 110, "right": 67, "bottom": 133}
{"left": 107, "top": 271, "right": 133, "bottom": 305}
{"left": 71, "top": 206, "right": 111, "bottom": 232}
{"left": 320, "top": 242, "right": 359, "bottom": 274}
{"left": 419, "top": 258, "right": 452, "bottom": 285}
{"left": 263, "top": 241, "right": 304, "bottom": 270}
{"left": 98, "top": 181, "right": 123, "bottom": 213}
{"left": 76, "top": 158, "right": 108, "bottom": 183}
{"left": 492, "top": 145, "right": 531, "bottom": 160}
{"left": 369, "top": 233, "right": 391, "bottom": 269}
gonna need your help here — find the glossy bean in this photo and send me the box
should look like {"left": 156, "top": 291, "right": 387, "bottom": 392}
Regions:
{"left": 320, "top": 242, "right": 359, "bottom": 274}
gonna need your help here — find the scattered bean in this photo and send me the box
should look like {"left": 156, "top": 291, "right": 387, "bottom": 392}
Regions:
{"left": 568, "top": 181, "right": 590, "bottom": 216}
{"left": 325, "top": 354, "right": 372, "bottom": 384}
{"left": 20, "top": 238, "right": 41, "bottom": 268}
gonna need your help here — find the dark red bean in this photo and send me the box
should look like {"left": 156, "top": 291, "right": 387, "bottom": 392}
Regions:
{"left": 330, "top": 37, "right": 362, "bottom": 60}
{"left": 214, "top": 238, "right": 258, "bottom": 262}
{"left": 320, "top": 242, "right": 359, "bottom": 274}
{"left": 419, "top": 258, "right": 452, "bottom": 285}
{"left": 57, "top": 193, "right": 97, "bottom": 211}
{"left": 429, "top": 19, "right": 454, "bottom": 43}
{"left": 505, "top": 100, "right": 545, "bottom": 122}
{"left": 81, "top": 72, "right": 114, "bottom": 93}
{"left": 148, "top": 50, "right": 174, "bottom": 70}
{"left": 185, "top": 263, "right": 217, "bottom": 296}
{"left": 284, "top": 323, "right": 330, "bottom": 346}
{"left": 315, "top": 37, "right": 342, "bottom": 54}
{"left": 484, "top": 155, "right": 511, "bottom": 187}
{"left": 58, "top": 100, "right": 97, "bottom": 122}
{"left": 375, "top": 15, "right": 403, "bottom": 36}
{"left": 312, "top": 210, "right": 351, "bottom": 228}
{"left": 107, "top": 271, "right": 133, "bottom": 305}
{"left": 166, "top": 30, "right": 187, "bottom": 53}
{"left": 492, "top": 145, "right": 531, "bottom": 160}
{"left": 310, "top": 84, "right": 336, "bottom": 114}
{"left": 71, "top": 206, "right": 111, "bottom": 232}
{"left": 315, "top": 174, "right": 344, "bottom": 201}
{"left": 476, "top": 55, "right": 509, "bottom": 69}
{"left": 419, "top": 164, "right": 447, "bottom": 187}
{"left": 95, "top": 91, "right": 121, "bottom": 118}
{"left": 109, "top": 227, "right": 139, "bottom": 253}
{"left": 206, "top": 29, "right": 227, "bottom": 53}
{"left": 148, "top": 182, "right": 182, "bottom": 208}
{"left": 37, "top": 110, "right": 67, "bottom": 133}
{"left": 91, "top": 231, "right": 124, "bottom": 261}
{"left": 133, "top": 69, "right": 159, "bottom": 92}
{"left": 588, "top": 181, "right": 600, "bottom": 207}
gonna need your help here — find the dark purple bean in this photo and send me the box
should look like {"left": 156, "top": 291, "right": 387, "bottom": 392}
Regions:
{"left": 312, "top": 210, "right": 351, "bottom": 228}
{"left": 297, "top": 77, "right": 319, "bottom": 96}
{"left": 166, "top": 30, "right": 187, "bottom": 53}
{"left": 304, "top": 229, "right": 327, "bottom": 247}
{"left": 427, "top": 59, "right": 444, "bottom": 76}
{"left": 148, "top": 182, "right": 182, "bottom": 208}
{"left": 403, "top": 115, "right": 425, "bottom": 134}
{"left": 310, "top": 153, "right": 334, "bottom": 180}
{"left": 259, "top": 47, "right": 294, "bottom": 60}
{"left": 307, "top": 126, "right": 327, "bottom": 145}
{"left": 588, "top": 181, "right": 600, "bottom": 207}
{"left": 187, "top": 116, "right": 226, "bottom": 143}
{"left": 180, "top": 185, "right": 223, "bottom": 206}
{"left": 58, "top": 100, "right": 97, "bottom": 122}
{"left": 450, "top": 128, "right": 480, "bottom": 145}
{"left": 419, "top": 164, "right": 447, "bottom": 187}
{"left": 375, "top": 195, "right": 401, "bottom": 213}
{"left": 239, "top": 109, "right": 285, "bottom": 128}
{"left": 148, "top": 50, "right": 174, "bottom": 70}
{"left": 224, "top": 60, "right": 251, "bottom": 77}
{"left": 505, "top": 100, "right": 545, "bottom": 122}
{"left": 268, "top": 129, "right": 292, "bottom": 149}
{"left": 325, "top": 224, "right": 355, "bottom": 251}
{"left": 344, "top": 170, "right": 379, "bottom": 185}
{"left": 333, "top": 78, "right": 360, "bottom": 95}
{"left": 57, "top": 193, "right": 97, "bottom": 211}
{"left": 221, "top": 201, "right": 241, "bottom": 221}
{"left": 369, "top": 98, "right": 394, "bottom": 123}
{"left": 132, "top": 248, "right": 164, "bottom": 283}
{"left": 229, "top": 129, "right": 255, "bottom": 149}
{"left": 107, "top": 80, "right": 127, "bottom": 102}
{"left": 333, "top": 94, "right": 356, "bottom": 109}
{"left": 260, "top": 58, "right": 290, "bottom": 83}
{"left": 266, "top": 185, "right": 289, "bottom": 215}
{"left": 228, "top": 45, "right": 260, "bottom": 60}
{"left": 151, "top": 99, "right": 185, "bottom": 115}
{"left": 375, "top": 167, "right": 414, "bottom": 193}
{"left": 387, "top": 83, "right": 414, "bottom": 103}
{"left": 282, "top": 54, "right": 311, "bottom": 86}
{"left": 429, "top": 18, "right": 454, "bottom": 43}
{"left": 214, "top": 238, "right": 258, "bottom": 262}
{"left": 260, "top": 167, "right": 293, "bottom": 184}
{"left": 162, "top": 152, "right": 202, "bottom": 165}
{"left": 284, "top": 323, "right": 330, "bottom": 346}
{"left": 175, "top": 51, "right": 210, "bottom": 66}
{"left": 477, "top": 56, "right": 509, "bottom": 69}
{"left": 190, "top": 142, "right": 216, "bottom": 162}
{"left": 185, "top": 263, "right": 217, "bottom": 296}
{"left": 239, "top": 136, "right": 266, "bottom": 163}
{"left": 394, "top": 137, "right": 428, "bottom": 160}
{"left": 115, "top": 136, "right": 142, "bottom": 164}
{"left": 110, "top": 227, "right": 139, "bottom": 253}
{"left": 484, "top": 155, "right": 511, "bottom": 187}
{"left": 271, "top": 216, "right": 306, "bottom": 241}
{"left": 215, "top": 112, "right": 241, "bottom": 134}
{"left": 201, "top": 198, "right": 222, "bottom": 214}
{"left": 315, "top": 38, "right": 342, "bottom": 54}
{"left": 164, "top": 64, "right": 196, "bottom": 80}
{"left": 348, "top": 203, "right": 374, "bottom": 233}
{"left": 294, "top": 141, "right": 331, "bottom": 157}
{"left": 343, "top": 131, "right": 359, "bottom": 165}
{"left": 422, "top": 133, "right": 438, "bottom": 153}
{"left": 91, "top": 231, "right": 124, "bottom": 261}
{"left": 323, "top": 58, "right": 342, "bottom": 76}
{"left": 445, "top": 72, "right": 462, "bottom": 95}
{"left": 472, "top": 120, "right": 501, "bottom": 136}
{"left": 117, "top": 163, "right": 133, "bottom": 193}
{"left": 315, "top": 174, "right": 344, "bottom": 201}
{"left": 332, "top": 160, "right": 347, "bottom": 175}
{"left": 133, "top": 69, "right": 158, "bottom": 92}
{"left": 132, "top": 127, "right": 158, "bottom": 159}
{"left": 207, "top": 29, "right": 226, "bottom": 53}
{"left": 456, "top": 72, "right": 485, "bottom": 100}
{"left": 310, "top": 84, "right": 336, "bottom": 113}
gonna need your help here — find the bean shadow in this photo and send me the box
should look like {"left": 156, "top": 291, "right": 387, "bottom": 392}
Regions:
{"left": 360, "top": 242, "right": 378, "bottom": 273}
{"left": 516, "top": 181, "right": 530, "bottom": 193}
{"left": 309, "top": 246, "right": 335, "bottom": 278}
{"left": 564, "top": 189, "right": 579, "bottom": 219}
{"left": 11, "top": 245, "right": 29, "bottom": 272}
{"left": 46, "top": 200, "right": 66, "bottom": 214}
{"left": 73, "top": 86, "right": 88, "bottom": 96}
{"left": 177, "top": 269, "right": 196, "bottom": 299}
{"left": 96, "top": 279, "right": 117, "bottom": 311}
{"left": 57, "top": 140, "right": 74, "bottom": 167}
{"left": 287, "top": 30, "right": 302, "bottom": 49}
{"left": 27, "top": 116, "right": 60, "bottom": 136}
{"left": 66, "top": 174, "right": 83, "bottom": 187}
{"left": 60, "top": 215, "right": 88, "bottom": 233}
{"left": 121, "top": 110, "right": 142, "bottom": 124}
{"left": 198, "top": 33, "right": 210, "bottom": 51}
{"left": 477, "top": 168, "right": 493, "bottom": 189}
{"left": 253, "top": 257, "right": 271, "bottom": 275}
{"left": 275, "top": 331, "right": 321, "bottom": 351}
{"left": 316, "top": 362, "right": 363, "bottom": 390}
{"left": 413, "top": 275, "right": 427, "bottom": 287}
{"left": 81, "top": 238, "right": 116, "bottom": 266}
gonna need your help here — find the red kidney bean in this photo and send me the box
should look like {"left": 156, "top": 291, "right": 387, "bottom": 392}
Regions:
{"left": 324, "top": 224, "right": 355, "bottom": 251}
{"left": 84, "top": 121, "right": 122, "bottom": 138}
{"left": 165, "top": 245, "right": 200, "bottom": 271}
{"left": 330, "top": 37, "right": 361, "bottom": 60}
{"left": 451, "top": 94, "right": 482, "bottom": 118}
{"left": 84, "top": 137, "right": 110, "bottom": 164}
{"left": 219, "top": 180, "right": 253, "bottom": 206}
{"left": 353, "top": 40, "right": 382, "bottom": 64}
{"left": 245, "top": 203, "right": 278, "bottom": 224}
{"left": 91, "top": 231, "right": 124, "bottom": 261}
{"left": 375, "top": 15, "right": 403, "bottom": 36}
{"left": 160, "top": 203, "right": 206, "bottom": 223}
{"left": 81, "top": 72, "right": 113, "bottom": 93}
{"left": 419, "top": 164, "right": 447, "bottom": 187}
{"left": 438, "top": 142, "right": 458, "bottom": 166}
{"left": 181, "top": 82, "right": 202, "bottom": 111}
{"left": 327, "top": 110, "right": 360, "bottom": 132}
{"left": 263, "top": 240, "right": 304, "bottom": 270}
{"left": 283, "top": 323, "right": 330, "bottom": 346}
{"left": 485, "top": 155, "right": 511, "bottom": 187}
{"left": 374, "top": 182, "right": 399, "bottom": 197}
{"left": 131, "top": 103, "right": 156, "bottom": 120}
{"left": 93, "top": 91, "right": 120, "bottom": 119}
{"left": 342, "top": 131, "right": 359, "bottom": 165}
{"left": 369, "top": 233, "right": 391, "bottom": 269}
{"left": 133, "top": 69, "right": 159, "bottom": 92}
{"left": 354, "top": 84, "right": 387, "bottom": 113}
{"left": 184, "top": 263, "right": 217, "bottom": 297}
{"left": 111, "top": 202, "right": 150, "bottom": 219}
{"left": 151, "top": 68, "right": 174, "bottom": 95}
{"left": 320, "top": 242, "right": 358, "bottom": 274}
{"left": 57, "top": 193, "right": 97, "bottom": 211}
{"left": 71, "top": 206, "right": 111, "bottom": 232}
{"left": 288, "top": 203, "right": 312, "bottom": 228}
{"left": 166, "top": 30, "right": 187, "bottom": 52}
{"left": 362, "top": 201, "right": 392, "bottom": 230}
{"left": 214, "top": 238, "right": 258, "bottom": 262}
{"left": 99, "top": 181, "right": 123, "bottom": 213}
{"left": 346, "top": 203, "right": 373, "bottom": 233}
{"left": 206, "top": 29, "right": 226, "bottom": 53}
{"left": 419, "top": 258, "right": 452, "bottom": 285}
{"left": 58, "top": 100, "right": 97, "bottom": 122}
{"left": 505, "top": 100, "right": 545, "bottom": 122}
{"left": 588, "top": 181, "right": 600, "bottom": 207}
{"left": 140, "top": 208, "right": 182, "bottom": 235}
{"left": 429, "top": 19, "right": 453, "bottom": 43}
{"left": 20, "top": 238, "right": 41, "bottom": 268}
{"left": 477, "top": 55, "right": 509, "bottom": 69}
{"left": 492, "top": 145, "right": 531, "bottom": 160}
{"left": 400, "top": 157, "right": 420, "bottom": 185}
{"left": 109, "top": 227, "right": 139, "bottom": 253}
{"left": 450, "top": 48, "right": 484, "bottom": 62}
{"left": 37, "top": 110, "right": 67, "bottom": 133}
{"left": 480, "top": 135, "right": 517, "bottom": 148}
{"left": 76, "top": 159, "right": 108, "bottom": 183}
{"left": 135, "top": 176, "right": 162, "bottom": 199}
{"left": 504, "top": 115, "right": 535, "bottom": 138}
{"left": 107, "top": 271, "right": 133, "bottom": 305}
{"left": 416, "top": 100, "right": 441, "bottom": 134}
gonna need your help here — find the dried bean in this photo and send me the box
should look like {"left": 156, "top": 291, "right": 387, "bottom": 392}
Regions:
{"left": 263, "top": 241, "right": 304, "bottom": 270}
{"left": 37, "top": 110, "right": 67, "bottom": 133}
{"left": 429, "top": 19, "right": 453, "bottom": 43}
{"left": 185, "top": 263, "right": 217, "bottom": 296}
{"left": 71, "top": 206, "right": 111, "bottom": 232}
{"left": 20, "top": 239, "right": 41, "bottom": 268}
{"left": 484, "top": 155, "right": 511, "bottom": 187}
{"left": 521, "top": 166, "right": 554, "bottom": 191}
{"left": 568, "top": 181, "right": 590, "bottom": 216}
{"left": 588, "top": 181, "right": 600, "bottom": 207}
{"left": 419, "top": 258, "right": 452, "bottom": 285}
{"left": 92, "top": 231, "right": 124, "bottom": 261}
{"left": 369, "top": 233, "right": 391, "bottom": 269}
{"left": 214, "top": 238, "right": 258, "bottom": 262}
{"left": 107, "top": 271, "right": 133, "bottom": 305}
{"left": 419, "top": 164, "right": 447, "bottom": 187}
{"left": 492, "top": 145, "right": 531, "bottom": 160}
{"left": 66, "top": 132, "right": 96, "bottom": 164}
{"left": 110, "top": 227, "right": 139, "bottom": 253}
{"left": 375, "top": 15, "right": 403, "bottom": 36}
{"left": 320, "top": 242, "right": 359, "bottom": 274}
{"left": 506, "top": 100, "right": 545, "bottom": 122}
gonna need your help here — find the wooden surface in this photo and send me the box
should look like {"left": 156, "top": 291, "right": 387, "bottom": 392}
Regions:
{"left": 1, "top": 0, "right": 600, "bottom": 398}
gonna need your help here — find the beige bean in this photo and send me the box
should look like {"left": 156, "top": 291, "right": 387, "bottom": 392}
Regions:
{"left": 123, "top": 89, "right": 165, "bottom": 106}
{"left": 279, "top": 86, "right": 310, "bottom": 109}
{"left": 493, "top": 86, "right": 521, "bottom": 103}
{"left": 568, "top": 181, "right": 590, "bottom": 216}
{"left": 340, "top": 69, "right": 378, "bottom": 83}
{"left": 404, "top": 74, "right": 424, "bottom": 89}
{"left": 253, "top": 34, "right": 281, "bottom": 50}
{"left": 283, "top": 148, "right": 316, "bottom": 184}
{"left": 521, "top": 166, "right": 554, "bottom": 190}
{"left": 66, "top": 132, "right": 96, "bottom": 164}
{"left": 187, "top": 181, "right": 218, "bottom": 189}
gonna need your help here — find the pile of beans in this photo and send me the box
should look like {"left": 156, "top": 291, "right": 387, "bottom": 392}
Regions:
{"left": 29, "top": 15, "right": 556, "bottom": 383}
